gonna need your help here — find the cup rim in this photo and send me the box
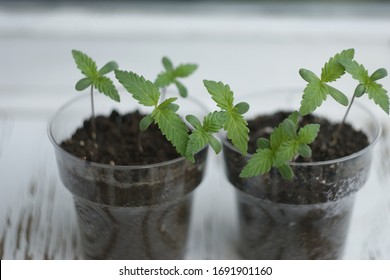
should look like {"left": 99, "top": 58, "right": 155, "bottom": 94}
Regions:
{"left": 47, "top": 92, "right": 207, "bottom": 170}
{"left": 221, "top": 88, "right": 382, "bottom": 167}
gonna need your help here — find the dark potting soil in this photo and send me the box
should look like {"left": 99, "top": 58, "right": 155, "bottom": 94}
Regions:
{"left": 247, "top": 111, "right": 369, "bottom": 162}
{"left": 61, "top": 110, "right": 181, "bottom": 165}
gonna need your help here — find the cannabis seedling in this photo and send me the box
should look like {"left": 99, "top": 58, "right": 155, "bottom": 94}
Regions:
{"left": 240, "top": 48, "right": 389, "bottom": 180}
{"left": 115, "top": 64, "right": 249, "bottom": 162}
{"left": 154, "top": 56, "right": 198, "bottom": 99}
{"left": 72, "top": 50, "right": 120, "bottom": 139}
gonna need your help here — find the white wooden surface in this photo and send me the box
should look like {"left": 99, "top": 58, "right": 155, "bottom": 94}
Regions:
{"left": 1, "top": 2, "right": 390, "bottom": 259}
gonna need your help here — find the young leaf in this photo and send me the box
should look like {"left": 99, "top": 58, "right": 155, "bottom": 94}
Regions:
{"left": 155, "top": 72, "right": 174, "bottom": 88}
{"left": 297, "top": 144, "right": 312, "bottom": 158}
{"left": 115, "top": 70, "right": 160, "bottom": 107}
{"left": 326, "top": 85, "right": 349, "bottom": 106}
{"left": 75, "top": 78, "right": 92, "bottom": 91}
{"left": 203, "top": 80, "right": 234, "bottom": 111}
{"left": 94, "top": 76, "right": 120, "bottom": 102}
{"left": 174, "top": 64, "right": 198, "bottom": 78}
{"left": 162, "top": 56, "right": 174, "bottom": 71}
{"left": 72, "top": 50, "right": 98, "bottom": 78}
{"left": 321, "top": 48, "right": 354, "bottom": 82}
{"left": 240, "top": 149, "right": 273, "bottom": 178}
{"left": 370, "top": 68, "right": 388, "bottom": 81}
{"left": 186, "top": 114, "right": 202, "bottom": 129}
{"left": 152, "top": 106, "right": 189, "bottom": 156}
{"left": 354, "top": 84, "right": 366, "bottom": 97}
{"left": 299, "top": 80, "right": 328, "bottom": 116}
{"left": 297, "top": 124, "right": 320, "bottom": 144}
{"left": 203, "top": 111, "right": 227, "bottom": 133}
{"left": 175, "top": 80, "right": 188, "bottom": 97}
{"left": 224, "top": 111, "right": 249, "bottom": 155}
{"left": 99, "top": 61, "right": 119, "bottom": 75}
{"left": 234, "top": 102, "right": 250, "bottom": 114}
{"left": 257, "top": 138, "right": 270, "bottom": 149}
{"left": 339, "top": 59, "right": 370, "bottom": 83}
{"left": 277, "top": 163, "right": 294, "bottom": 181}
{"left": 140, "top": 114, "right": 154, "bottom": 131}
{"left": 207, "top": 134, "right": 222, "bottom": 154}
{"left": 186, "top": 129, "right": 209, "bottom": 162}
{"left": 299, "top": 69, "right": 319, "bottom": 83}
{"left": 275, "top": 140, "right": 298, "bottom": 167}
{"left": 366, "top": 83, "right": 389, "bottom": 114}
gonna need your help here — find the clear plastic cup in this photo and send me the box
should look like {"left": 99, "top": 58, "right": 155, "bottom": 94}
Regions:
{"left": 221, "top": 89, "right": 381, "bottom": 259}
{"left": 48, "top": 93, "right": 208, "bottom": 259}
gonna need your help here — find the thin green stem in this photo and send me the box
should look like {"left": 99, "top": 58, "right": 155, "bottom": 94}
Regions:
{"left": 160, "top": 87, "right": 167, "bottom": 102}
{"left": 90, "top": 85, "right": 96, "bottom": 140}
{"left": 332, "top": 93, "right": 356, "bottom": 144}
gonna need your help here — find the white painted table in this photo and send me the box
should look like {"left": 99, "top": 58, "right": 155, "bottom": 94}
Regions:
{"left": 1, "top": 2, "right": 390, "bottom": 259}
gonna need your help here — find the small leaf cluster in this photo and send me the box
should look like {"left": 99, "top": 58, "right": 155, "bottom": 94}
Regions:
{"left": 115, "top": 69, "right": 249, "bottom": 162}
{"left": 240, "top": 48, "right": 388, "bottom": 180}
{"left": 299, "top": 48, "right": 389, "bottom": 116}
{"left": 240, "top": 112, "right": 319, "bottom": 180}
{"left": 154, "top": 57, "right": 198, "bottom": 97}
{"left": 72, "top": 50, "right": 120, "bottom": 102}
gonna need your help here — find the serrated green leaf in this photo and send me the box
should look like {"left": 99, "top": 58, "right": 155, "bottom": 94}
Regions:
{"left": 75, "top": 78, "right": 92, "bottom": 91}
{"left": 162, "top": 56, "right": 173, "bottom": 71}
{"left": 326, "top": 85, "right": 349, "bottom": 106}
{"left": 299, "top": 69, "right": 319, "bottom": 83}
{"left": 157, "top": 97, "right": 178, "bottom": 110}
{"left": 339, "top": 59, "right": 370, "bottom": 83}
{"left": 234, "top": 102, "right": 250, "bottom": 114}
{"left": 297, "top": 124, "right": 320, "bottom": 144}
{"left": 153, "top": 107, "right": 189, "bottom": 156}
{"left": 270, "top": 124, "right": 288, "bottom": 151}
{"left": 203, "top": 111, "right": 227, "bottom": 133}
{"left": 203, "top": 80, "right": 234, "bottom": 111}
{"left": 115, "top": 70, "right": 160, "bottom": 107}
{"left": 257, "top": 138, "right": 270, "bottom": 149}
{"left": 224, "top": 110, "right": 249, "bottom": 155}
{"left": 94, "top": 76, "right": 120, "bottom": 102}
{"left": 277, "top": 163, "right": 294, "bottom": 180}
{"left": 155, "top": 71, "right": 175, "bottom": 88}
{"left": 240, "top": 149, "right": 273, "bottom": 178}
{"left": 174, "top": 64, "right": 198, "bottom": 78}
{"left": 139, "top": 114, "right": 154, "bottom": 131}
{"left": 186, "top": 114, "right": 202, "bottom": 129}
{"left": 299, "top": 80, "right": 328, "bottom": 116}
{"left": 185, "top": 129, "right": 208, "bottom": 162}
{"left": 287, "top": 111, "right": 299, "bottom": 126}
{"left": 275, "top": 140, "right": 298, "bottom": 167}
{"left": 98, "top": 61, "right": 118, "bottom": 75}
{"left": 354, "top": 84, "right": 366, "bottom": 98}
{"left": 370, "top": 68, "right": 388, "bottom": 81}
{"left": 366, "top": 83, "right": 390, "bottom": 114}
{"left": 320, "top": 49, "right": 354, "bottom": 82}
{"left": 175, "top": 80, "right": 188, "bottom": 97}
{"left": 297, "top": 144, "right": 312, "bottom": 158}
{"left": 280, "top": 119, "right": 297, "bottom": 139}
{"left": 71, "top": 50, "right": 98, "bottom": 78}
{"left": 207, "top": 134, "right": 222, "bottom": 154}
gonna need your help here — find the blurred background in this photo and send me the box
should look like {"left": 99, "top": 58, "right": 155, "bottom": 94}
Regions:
{"left": 1, "top": 0, "right": 390, "bottom": 259}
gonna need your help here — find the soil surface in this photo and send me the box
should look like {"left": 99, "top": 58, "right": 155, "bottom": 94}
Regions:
{"left": 247, "top": 111, "right": 369, "bottom": 161}
{"left": 61, "top": 110, "right": 180, "bottom": 165}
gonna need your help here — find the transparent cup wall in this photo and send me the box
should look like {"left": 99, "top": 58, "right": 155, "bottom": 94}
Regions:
{"left": 49, "top": 93, "right": 208, "bottom": 259}
{"left": 221, "top": 89, "right": 380, "bottom": 259}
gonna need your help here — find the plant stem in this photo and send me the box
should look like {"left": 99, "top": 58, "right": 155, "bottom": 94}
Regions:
{"left": 332, "top": 93, "right": 356, "bottom": 144}
{"left": 90, "top": 85, "right": 97, "bottom": 140}
{"left": 160, "top": 87, "right": 167, "bottom": 102}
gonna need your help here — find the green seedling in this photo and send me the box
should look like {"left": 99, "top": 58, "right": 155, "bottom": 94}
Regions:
{"left": 115, "top": 64, "right": 249, "bottom": 162}
{"left": 154, "top": 56, "right": 198, "bottom": 99}
{"left": 241, "top": 48, "right": 388, "bottom": 180}
{"left": 71, "top": 50, "right": 119, "bottom": 139}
